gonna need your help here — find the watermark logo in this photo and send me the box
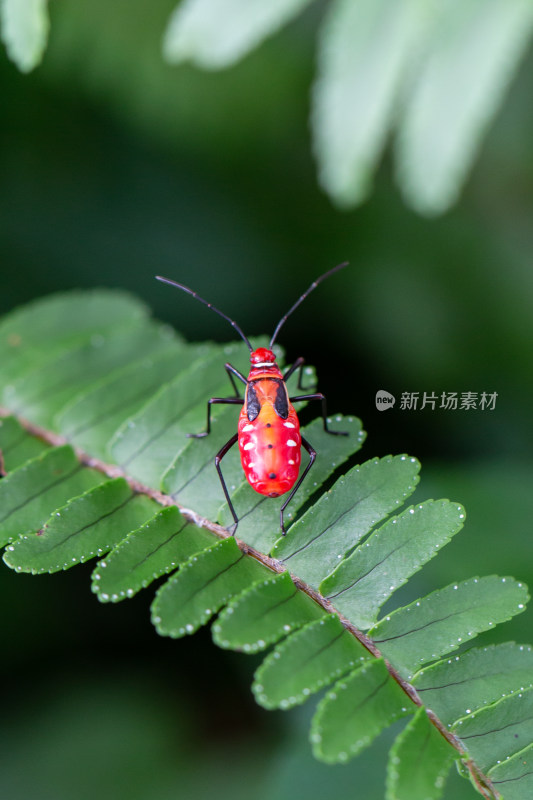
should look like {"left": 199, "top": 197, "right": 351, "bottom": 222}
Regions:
{"left": 375, "top": 390, "right": 498, "bottom": 411}
{"left": 399, "top": 391, "right": 498, "bottom": 411}
{"left": 375, "top": 390, "right": 396, "bottom": 411}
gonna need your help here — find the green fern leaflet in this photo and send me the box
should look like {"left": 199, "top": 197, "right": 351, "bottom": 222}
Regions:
{"left": 0, "top": 289, "right": 531, "bottom": 800}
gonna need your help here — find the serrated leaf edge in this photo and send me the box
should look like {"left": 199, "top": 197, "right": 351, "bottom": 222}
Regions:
{"left": 0, "top": 409, "right": 513, "bottom": 799}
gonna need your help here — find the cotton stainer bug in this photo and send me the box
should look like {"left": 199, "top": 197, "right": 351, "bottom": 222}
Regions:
{"left": 156, "top": 263, "right": 349, "bottom": 535}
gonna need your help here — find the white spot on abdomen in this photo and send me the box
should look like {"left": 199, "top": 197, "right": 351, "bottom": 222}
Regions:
{"left": 284, "top": 422, "right": 295, "bottom": 428}
{"left": 287, "top": 439, "right": 297, "bottom": 447}
{"left": 242, "top": 424, "right": 254, "bottom": 432}
{"left": 243, "top": 442, "right": 255, "bottom": 450}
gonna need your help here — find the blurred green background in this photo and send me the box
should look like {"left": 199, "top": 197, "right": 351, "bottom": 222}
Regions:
{"left": 1, "top": 2, "right": 532, "bottom": 799}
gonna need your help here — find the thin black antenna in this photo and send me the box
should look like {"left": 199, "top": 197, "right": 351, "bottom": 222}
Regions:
{"left": 269, "top": 261, "right": 349, "bottom": 349}
{"left": 156, "top": 275, "right": 253, "bottom": 353}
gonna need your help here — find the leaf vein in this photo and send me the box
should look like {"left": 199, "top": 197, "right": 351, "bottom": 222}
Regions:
{"left": 131, "top": 521, "right": 189, "bottom": 570}
{"left": 304, "top": 626, "right": 346, "bottom": 665}
{"left": 327, "top": 538, "right": 407, "bottom": 599}
{"left": 281, "top": 481, "right": 388, "bottom": 562}
{"left": 351, "top": 672, "right": 391, "bottom": 715}
{"left": 121, "top": 401, "right": 199, "bottom": 467}
{"left": 492, "top": 769, "right": 533, "bottom": 785}
{"left": 416, "top": 677, "right": 472, "bottom": 692}
{"left": 373, "top": 609, "right": 462, "bottom": 643}
{"left": 183, "top": 550, "right": 245, "bottom": 604}
{"left": 0, "top": 431, "right": 27, "bottom": 455}
{"left": 0, "top": 463, "right": 82, "bottom": 525}
{"left": 460, "top": 712, "right": 533, "bottom": 740}
{"left": 171, "top": 458, "right": 215, "bottom": 497}
{"left": 67, "top": 382, "right": 161, "bottom": 437}
{"left": 244, "top": 586, "right": 299, "bottom": 627}
{"left": 42, "top": 492, "right": 135, "bottom": 551}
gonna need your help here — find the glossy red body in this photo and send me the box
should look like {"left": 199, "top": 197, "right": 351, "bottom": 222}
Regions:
{"left": 237, "top": 348, "right": 301, "bottom": 497}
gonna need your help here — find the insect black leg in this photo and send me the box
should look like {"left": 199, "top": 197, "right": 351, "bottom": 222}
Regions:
{"left": 188, "top": 397, "right": 244, "bottom": 438}
{"left": 224, "top": 363, "right": 248, "bottom": 397}
{"left": 283, "top": 356, "right": 304, "bottom": 384}
{"left": 282, "top": 357, "right": 315, "bottom": 391}
{"left": 215, "top": 433, "right": 239, "bottom": 535}
{"left": 279, "top": 436, "right": 316, "bottom": 535}
{"left": 289, "top": 393, "right": 348, "bottom": 436}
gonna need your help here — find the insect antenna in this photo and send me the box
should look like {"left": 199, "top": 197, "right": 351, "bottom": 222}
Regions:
{"left": 269, "top": 261, "right": 349, "bottom": 348}
{"left": 156, "top": 275, "right": 253, "bottom": 353}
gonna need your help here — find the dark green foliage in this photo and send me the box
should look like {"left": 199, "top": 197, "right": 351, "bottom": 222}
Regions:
{"left": 320, "top": 499, "right": 466, "bottom": 628}
{"left": 0, "top": 416, "right": 49, "bottom": 470}
{"left": 272, "top": 454, "right": 421, "bottom": 586}
{"left": 386, "top": 707, "right": 456, "bottom": 800}
{"left": 212, "top": 571, "right": 325, "bottom": 653}
{"left": 152, "top": 537, "right": 271, "bottom": 638}
{"left": 5, "top": 0, "right": 533, "bottom": 214}
{"left": 253, "top": 614, "right": 371, "bottom": 710}
{"left": 372, "top": 576, "right": 528, "bottom": 680}
{"left": 488, "top": 744, "right": 533, "bottom": 799}
{"left": 412, "top": 643, "right": 533, "bottom": 727}
{"left": 310, "top": 658, "right": 412, "bottom": 763}
{"left": 5, "top": 477, "right": 158, "bottom": 573}
{"left": 0, "top": 289, "right": 531, "bottom": 800}
{"left": 0, "top": 445, "right": 104, "bottom": 548}
{"left": 92, "top": 506, "right": 215, "bottom": 602}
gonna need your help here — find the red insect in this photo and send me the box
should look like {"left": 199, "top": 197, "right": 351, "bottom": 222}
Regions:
{"left": 156, "top": 263, "right": 348, "bottom": 535}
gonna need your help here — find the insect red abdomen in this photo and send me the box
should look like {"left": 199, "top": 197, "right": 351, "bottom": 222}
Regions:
{"left": 156, "top": 262, "right": 349, "bottom": 535}
{"left": 238, "top": 368, "right": 301, "bottom": 498}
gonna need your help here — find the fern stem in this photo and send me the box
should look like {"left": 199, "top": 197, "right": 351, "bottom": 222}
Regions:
{"left": 1, "top": 408, "right": 500, "bottom": 800}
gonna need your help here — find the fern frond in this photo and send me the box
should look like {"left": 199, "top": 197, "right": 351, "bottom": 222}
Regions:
{"left": 0, "top": 289, "right": 531, "bottom": 800}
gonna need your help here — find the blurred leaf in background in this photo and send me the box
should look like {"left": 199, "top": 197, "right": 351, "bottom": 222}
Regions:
{"left": 1, "top": 0, "right": 50, "bottom": 73}
{"left": 4, "top": 0, "right": 533, "bottom": 214}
